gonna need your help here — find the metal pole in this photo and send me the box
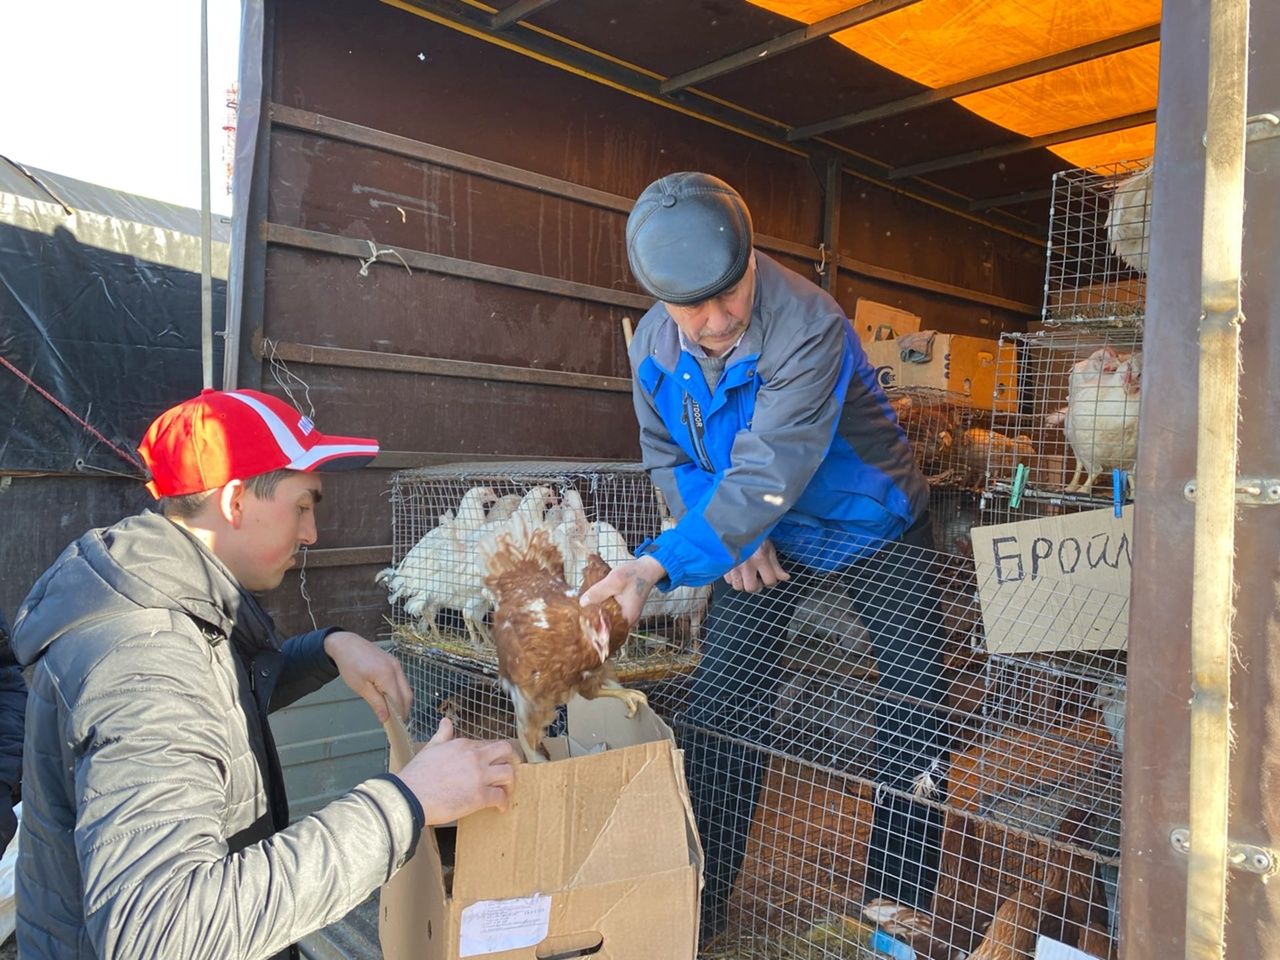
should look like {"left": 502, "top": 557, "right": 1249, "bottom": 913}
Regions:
{"left": 200, "top": 0, "right": 214, "bottom": 389}
{"left": 1186, "top": 0, "right": 1248, "bottom": 955}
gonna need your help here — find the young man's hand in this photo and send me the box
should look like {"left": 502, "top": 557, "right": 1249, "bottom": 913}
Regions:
{"left": 396, "top": 718, "right": 519, "bottom": 822}
{"left": 324, "top": 630, "right": 413, "bottom": 723}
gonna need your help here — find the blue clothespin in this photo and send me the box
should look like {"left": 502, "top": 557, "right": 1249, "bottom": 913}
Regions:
{"left": 1113, "top": 468, "right": 1125, "bottom": 517}
{"left": 1009, "top": 463, "right": 1029, "bottom": 510}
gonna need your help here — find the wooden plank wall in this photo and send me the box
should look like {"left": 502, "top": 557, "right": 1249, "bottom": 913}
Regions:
{"left": 252, "top": 0, "right": 1047, "bottom": 643}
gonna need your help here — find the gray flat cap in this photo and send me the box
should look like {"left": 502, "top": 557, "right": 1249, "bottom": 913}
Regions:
{"left": 626, "top": 172, "right": 753, "bottom": 305}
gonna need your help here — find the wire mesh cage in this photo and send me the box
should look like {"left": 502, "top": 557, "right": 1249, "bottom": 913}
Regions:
{"left": 379, "top": 461, "right": 710, "bottom": 676}
{"left": 658, "top": 533, "right": 1127, "bottom": 959}
{"left": 885, "top": 387, "right": 999, "bottom": 491}
{"left": 984, "top": 328, "right": 1143, "bottom": 508}
{"left": 390, "top": 514, "right": 1127, "bottom": 960}
{"left": 1043, "top": 158, "right": 1152, "bottom": 325}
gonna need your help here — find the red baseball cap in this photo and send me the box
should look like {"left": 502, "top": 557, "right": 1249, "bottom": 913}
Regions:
{"left": 138, "top": 388, "right": 380, "bottom": 498}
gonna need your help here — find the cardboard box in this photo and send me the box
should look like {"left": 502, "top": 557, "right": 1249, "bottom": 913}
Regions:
{"left": 380, "top": 696, "right": 703, "bottom": 960}
{"left": 862, "top": 338, "right": 902, "bottom": 390}
{"left": 969, "top": 506, "right": 1132, "bottom": 655}
{"left": 897, "top": 333, "right": 1018, "bottom": 412}
{"left": 853, "top": 298, "right": 921, "bottom": 343}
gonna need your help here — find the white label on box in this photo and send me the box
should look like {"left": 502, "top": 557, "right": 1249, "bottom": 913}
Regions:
{"left": 1035, "top": 935, "right": 1103, "bottom": 960}
{"left": 459, "top": 894, "right": 552, "bottom": 957}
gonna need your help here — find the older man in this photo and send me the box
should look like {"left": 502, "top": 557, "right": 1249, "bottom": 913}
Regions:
{"left": 583, "top": 172, "right": 949, "bottom": 938}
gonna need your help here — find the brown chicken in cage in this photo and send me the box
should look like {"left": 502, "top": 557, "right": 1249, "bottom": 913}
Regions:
{"left": 964, "top": 807, "right": 1112, "bottom": 960}
{"left": 888, "top": 392, "right": 962, "bottom": 483}
{"left": 955, "top": 427, "right": 1036, "bottom": 490}
{"left": 478, "top": 515, "right": 645, "bottom": 764}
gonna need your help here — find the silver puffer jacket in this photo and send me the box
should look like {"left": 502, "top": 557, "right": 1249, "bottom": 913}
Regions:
{"left": 12, "top": 511, "right": 418, "bottom": 959}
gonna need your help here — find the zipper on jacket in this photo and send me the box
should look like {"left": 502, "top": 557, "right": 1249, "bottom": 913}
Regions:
{"left": 683, "top": 394, "right": 714, "bottom": 472}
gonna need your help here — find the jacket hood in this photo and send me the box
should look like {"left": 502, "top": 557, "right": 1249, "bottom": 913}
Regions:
{"left": 12, "top": 511, "right": 278, "bottom": 668}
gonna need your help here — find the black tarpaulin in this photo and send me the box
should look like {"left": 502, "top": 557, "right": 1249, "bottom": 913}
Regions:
{"left": 0, "top": 161, "right": 230, "bottom": 476}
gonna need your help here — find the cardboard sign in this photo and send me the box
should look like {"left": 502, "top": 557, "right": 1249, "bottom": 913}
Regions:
{"left": 971, "top": 506, "right": 1132, "bottom": 655}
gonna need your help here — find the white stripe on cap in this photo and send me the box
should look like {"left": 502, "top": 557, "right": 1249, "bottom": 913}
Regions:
{"left": 291, "top": 444, "right": 381, "bottom": 469}
{"left": 225, "top": 392, "right": 377, "bottom": 470}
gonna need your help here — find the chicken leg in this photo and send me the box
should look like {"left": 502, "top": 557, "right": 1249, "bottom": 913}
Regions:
{"left": 1064, "top": 461, "right": 1101, "bottom": 495}
{"left": 588, "top": 679, "right": 648, "bottom": 718}
{"left": 515, "top": 718, "right": 548, "bottom": 765}
{"left": 505, "top": 683, "right": 552, "bottom": 764}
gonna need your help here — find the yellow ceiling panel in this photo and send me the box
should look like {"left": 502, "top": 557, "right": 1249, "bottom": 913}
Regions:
{"left": 955, "top": 45, "right": 1160, "bottom": 137}
{"left": 1052, "top": 124, "right": 1157, "bottom": 170}
{"left": 745, "top": 0, "right": 1161, "bottom": 167}
{"left": 827, "top": 0, "right": 1159, "bottom": 89}
{"left": 759, "top": 1, "right": 877, "bottom": 21}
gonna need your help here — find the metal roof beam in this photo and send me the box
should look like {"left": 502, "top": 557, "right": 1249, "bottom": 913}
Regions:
{"left": 888, "top": 110, "right": 1157, "bottom": 180}
{"left": 968, "top": 188, "right": 1053, "bottom": 211}
{"left": 789, "top": 23, "right": 1161, "bottom": 141}
{"left": 490, "top": 0, "right": 562, "bottom": 31}
{"left": 386, "top": 0, "right": 1044, "bottom": 243}
{"left": 658, "top": 0, "right": 925, "bottom": 95}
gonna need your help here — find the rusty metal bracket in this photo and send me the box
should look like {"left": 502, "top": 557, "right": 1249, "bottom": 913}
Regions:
{"left": 1170, "top": 829, "right": 1278, "bottom": 875}
{"left": 1183, "top": 477, "right": 1280, "bottom": 505}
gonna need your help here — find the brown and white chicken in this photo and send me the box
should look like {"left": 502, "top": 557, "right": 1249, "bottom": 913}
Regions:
{"left": 889, "top": 392, "right": 959, "bottom": 482}
{"left": 479, "top": 515, "right": 644, "bottom": 764}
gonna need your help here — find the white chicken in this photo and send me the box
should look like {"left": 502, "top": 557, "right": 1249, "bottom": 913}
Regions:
{"left": 375, "top": 485, "right": 496, "bottom": 640}
{"left": 640, "top": 517, "right": 712, "bottom": 643}
{"left": 1052, "top": 348, "right": 1141, "bottom": 495}
{"left": 547, "top": 489, "right": 593, "bottom": 588}
{"left": 1104, "top": 165, "right": 1152, "bottom": 274}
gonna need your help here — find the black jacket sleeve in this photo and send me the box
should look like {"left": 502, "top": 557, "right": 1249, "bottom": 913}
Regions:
{"left": 0, "top": 607, "right": 26, "bottom": 853}
{"left": 269, "top": 627, "right": 341, "bottom": 712}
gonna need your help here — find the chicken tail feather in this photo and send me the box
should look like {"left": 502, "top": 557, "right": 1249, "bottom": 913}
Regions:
{"left": 477, "top": 511, "right": 566, "bottom": 587}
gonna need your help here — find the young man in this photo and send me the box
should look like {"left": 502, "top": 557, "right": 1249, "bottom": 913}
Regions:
{"left": 582, "top": 172, "right": 949, "bottom": 938}
{"left": 12, "top": 388, "right": 518, "bottom": 960}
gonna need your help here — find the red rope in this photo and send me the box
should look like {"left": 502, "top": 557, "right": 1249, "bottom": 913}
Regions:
{"left": 0, "top": 353, "right": 145, "bottom": 473}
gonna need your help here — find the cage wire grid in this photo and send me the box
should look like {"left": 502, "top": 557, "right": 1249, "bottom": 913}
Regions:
{"left": 379, "top": 461, "right": 708, "bottom": 677}
{"left": 383, "top": 463, "right": 1126, "bottom": 960}
{"left": 1043, "top": 159, "right": 1152, "bottom": 326}
{"left": 884, "top": 387, "right": 999, "bottom": 495}
{"left": 983, "top": 328, "right": 1144, "bottom": 511}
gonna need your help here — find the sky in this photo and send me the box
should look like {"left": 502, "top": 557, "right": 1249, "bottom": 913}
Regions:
{"left": 1, "top": 0, "right": 243, "bottom": 215}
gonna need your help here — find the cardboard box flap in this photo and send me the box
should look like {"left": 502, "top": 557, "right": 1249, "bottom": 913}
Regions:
{"left": 453, "top": 736, "right": 693, "bottom": 902}
{"left": 380, "top": 711, "right": 449, "bottom": 960}
{"left": 564, "top": 694, "right": 674, "bottom": 750}
{"left": 854, "top": 298, "right": 921, "bottom": 342}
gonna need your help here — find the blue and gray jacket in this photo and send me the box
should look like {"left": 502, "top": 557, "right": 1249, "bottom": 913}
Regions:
{"left": 631, "top": 252, "right": 929, "bottom": 589}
